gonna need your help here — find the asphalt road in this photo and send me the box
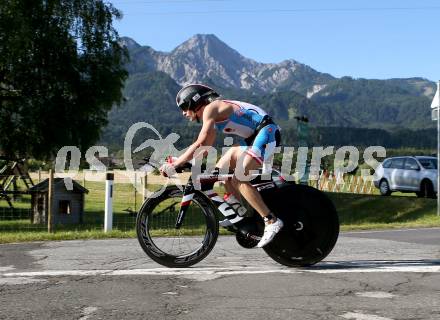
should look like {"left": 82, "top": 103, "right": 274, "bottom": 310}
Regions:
{"left": 0, "top": 228, "right": 439, "bottom": 320}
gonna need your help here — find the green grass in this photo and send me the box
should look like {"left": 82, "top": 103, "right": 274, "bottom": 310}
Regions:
{"left": 328, "top": 192, "right": 439, "bottom": 231}
{"left": 0, "top": 181, "right": 438, "bottom": 244}
{"left": 0, "top": 230, "right": 136, "bottom": 244}
{"left": 83, "top": 181, "right": 145, "bottom": 213}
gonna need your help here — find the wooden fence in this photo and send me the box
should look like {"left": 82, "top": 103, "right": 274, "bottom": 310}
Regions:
{"left": 29, "top": 170, "right": 377, "bottom": 195}
{"left": 312, "top": 171, "right": 376, "bottom": 195}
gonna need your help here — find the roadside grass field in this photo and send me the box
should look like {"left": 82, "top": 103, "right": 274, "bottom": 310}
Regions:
{"left": 327, "top": 193, "right": 438, "bottom": 231}
{"left": 0, "top": 181, "right": 438, "bottom": 243}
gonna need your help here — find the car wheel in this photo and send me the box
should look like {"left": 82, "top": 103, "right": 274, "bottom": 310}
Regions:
{"left": 379, "top": 179, "right": 391, "bottom": 196}
{"left": 419, "top": 180, "right": 435, "bottom": 198}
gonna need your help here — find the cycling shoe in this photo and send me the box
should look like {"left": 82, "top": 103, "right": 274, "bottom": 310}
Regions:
{"left": 257, "top": 218, "right": 283, "bottom": 248}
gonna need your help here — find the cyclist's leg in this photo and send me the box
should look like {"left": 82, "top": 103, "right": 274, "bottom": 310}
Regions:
{"left": 216, "top": 145, "right": 241, "bottom": 199}
{"left": 237, "top": 124, "right": 279, "bottom": 212}
{"left": 235, "top": 124, "right": 283, "bottom": 247}
{"left": 232, "top": 155, "right": 271, "bottom": 216}
{"left": 213, "top": 125, "right": 279, "bottom": 215}
{"left": 221, "top": 124, "right": 278, "bottom": 217}
{"left": 214, "top": 146, "right": 249, "bottom": 226}
{"left": 216, "top": 143, "right": 273, "bottom": 204}
{"left": 215, "top": 126, "right": 283, "bottom": 243}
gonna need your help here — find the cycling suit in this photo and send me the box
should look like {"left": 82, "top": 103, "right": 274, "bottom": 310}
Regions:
{"left": 214, "top": 100, "right": 280, "bottom": 164}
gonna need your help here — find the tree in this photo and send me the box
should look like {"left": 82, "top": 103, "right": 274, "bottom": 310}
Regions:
{"left": 0, "top": 0, "right": 128, "bottom": 159}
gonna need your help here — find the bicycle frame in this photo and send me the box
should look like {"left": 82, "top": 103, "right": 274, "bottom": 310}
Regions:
{"left": 174, "top": 170, "right": 276, "bottom": 229}
{"left": 175, "top": 172, "right": 235, "bottom": 229}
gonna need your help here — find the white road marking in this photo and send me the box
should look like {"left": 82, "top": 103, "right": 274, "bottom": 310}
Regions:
{"left": 355, "top": 291, "right": 395, "bottom": 299}
{"left": 0, "top": 263, "right": 439, "bottom": 280}
{"left": 0, "top": 266, "right": 15, "bottom": 272}
{"left": 310, "top": 265, "right": 440, "bottom": 273}
{"left": 340, "top": 311, "right": 394, "bottom": 320}
{"left": 162, "top": 292, "right": 178, "bottom": 295}
{"left": 79, "top": 306, "right": 98, "bottom": 320}
{"left": 0, "top": 277, "right": 46, "bottom": 285}
{"left": 182, "top": 273, "right": 223, "bottom": 281}
{"left": 342, "top": 227, "right": 440, "bottom": 235}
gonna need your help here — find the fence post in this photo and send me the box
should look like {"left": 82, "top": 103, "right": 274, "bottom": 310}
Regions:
{"left": 142, "top": 174, "right": 148, "bottom": 200}
{"left": 361, "top": 177, "right": 367, "bottom": 194}
{"left": 341, "top": 175, "right": 348, "bottom": 193}
{"left": 349, "top": 176, "right": 355, "bottom": 193}
{"left": 47, "top": 169, "right": 54, "bottom": 233}
{"left": 104, "top": 172, "right": 114, "bottom": 232}
{"left": 368, "top": 181, "right": 374, "bottom": 194}
{"left": 318, "top": 171, "right": 324, "bottom": 190}
{"left": 326, "top": 171, "right": 333, "bottom": 191}
{"left": 322, "top": 176, "right": 328, "bottom": 191}
{"left": 134, "top": 171, "right": 137, "bottom": 212}
{"left": 354, "top": 176, "right": 360, "bottom": 193}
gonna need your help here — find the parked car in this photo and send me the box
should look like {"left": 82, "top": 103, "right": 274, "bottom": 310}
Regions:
{"left": 373, "top": 156, "right": 438, "bottom": 198}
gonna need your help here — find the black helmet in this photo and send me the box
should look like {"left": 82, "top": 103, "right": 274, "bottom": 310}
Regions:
{"left": 176, "top": 84, "right": 220, "bottom": 111}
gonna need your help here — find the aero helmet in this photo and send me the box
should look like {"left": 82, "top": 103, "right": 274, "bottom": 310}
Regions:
{"left": 176, "top": 84, "right": 220, "bottom": 111}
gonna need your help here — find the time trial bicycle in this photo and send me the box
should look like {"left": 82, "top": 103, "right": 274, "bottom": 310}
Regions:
{"left": 136, "top": 162, "right": 339, "bottom": 268}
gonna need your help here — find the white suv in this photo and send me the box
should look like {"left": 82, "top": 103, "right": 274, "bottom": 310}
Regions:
{"left": 374, "top": 156, "right": 438, "bottom": 198}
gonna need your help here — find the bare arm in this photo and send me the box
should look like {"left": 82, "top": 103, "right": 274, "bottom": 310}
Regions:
{"left": 173, "top": 104, "right": 217, "bottom": 167}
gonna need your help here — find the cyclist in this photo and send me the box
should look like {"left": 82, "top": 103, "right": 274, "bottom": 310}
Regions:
{"left": 159, "top": 84, "right": 283, "bottom": 247}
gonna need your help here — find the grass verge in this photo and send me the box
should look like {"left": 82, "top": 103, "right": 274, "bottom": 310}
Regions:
{"left": 0, "top": 186, "right": 438, "bottom": 244}
{"left": 327, "top": 193, "right": 439, "bottom": 231}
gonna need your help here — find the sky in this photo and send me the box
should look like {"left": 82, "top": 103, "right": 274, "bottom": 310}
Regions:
{"left": 111, "top": 0, "right": 439, "bottom": 82}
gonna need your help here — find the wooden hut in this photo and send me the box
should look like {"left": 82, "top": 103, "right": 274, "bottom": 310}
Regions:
{"left": 29, "top": 178, "right": 88, "bottom": 225}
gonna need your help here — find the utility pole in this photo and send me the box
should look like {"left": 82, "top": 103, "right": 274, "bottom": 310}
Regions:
{"left": 295, "top": 116, "right": 310, "bottom": 185}
{"left": 431, "top": 81, "right": 440, "bottom": 216}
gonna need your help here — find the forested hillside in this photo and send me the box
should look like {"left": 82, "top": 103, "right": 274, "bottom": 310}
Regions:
{"left": 99, "top": 35, "right": 436, "bottom": 151}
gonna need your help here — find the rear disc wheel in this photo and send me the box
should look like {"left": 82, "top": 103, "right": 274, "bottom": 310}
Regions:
{"left": 261, "top": 184, "right": 339, "bottom": 267}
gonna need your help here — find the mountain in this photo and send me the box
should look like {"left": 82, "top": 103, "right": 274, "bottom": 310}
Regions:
{"left": 122, "top": 34, "right": 335, "bottom": 95}
{"left": 121, "top": 34, "right": 435, "bottom": 98}
{"left": 100, "top": 35, "right": 437, "bottom": 150}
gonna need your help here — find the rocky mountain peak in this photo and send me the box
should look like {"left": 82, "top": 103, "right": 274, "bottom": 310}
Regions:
{"left": 171, "top": 34, "right": 247, "bottom": 63}
{"left": 177, "top": 34, "right": 221, "bottom": 48}
{"left": 119, "top": 37, "right": 141, "bottom": 51}
{"left": 123, "top": 33, "right": 334, "bottom": 93}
